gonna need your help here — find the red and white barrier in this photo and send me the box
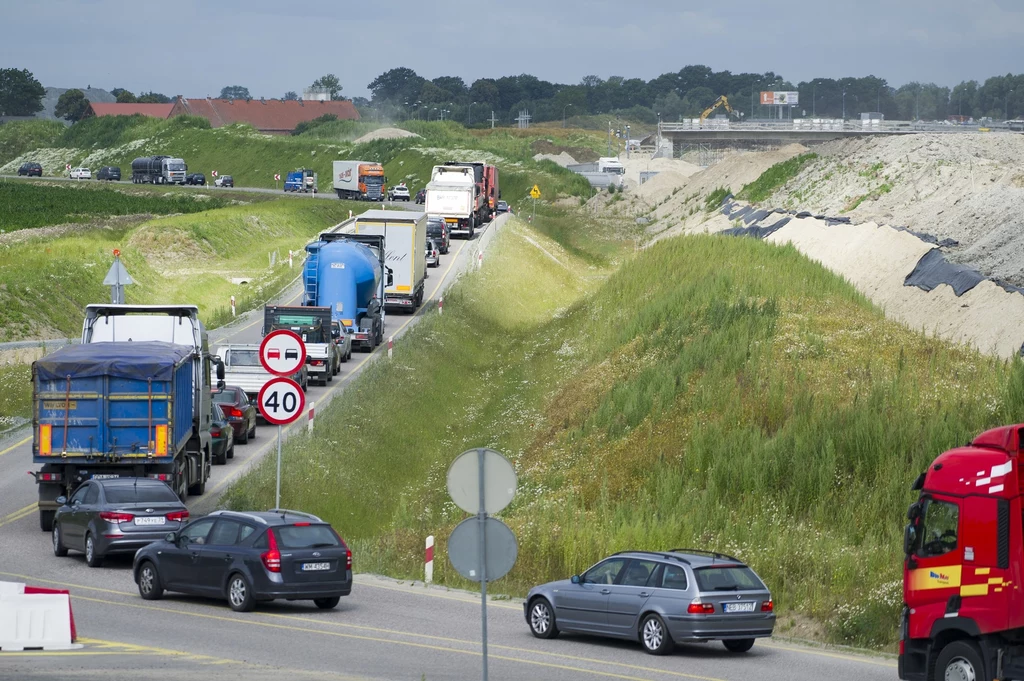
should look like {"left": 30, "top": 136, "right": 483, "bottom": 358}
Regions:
{"left": 0, "top": 581, "right": 79, "bottom": 650}
{"left": 387, "top": 336, "right": 394, "bottom": 359}
{"left": 230, "top": 295, "right": 236, "bottom": 317}
{"left": 425, "top": 535, "right": 434, "bottom": 584}
{"left": 307, "top": 401, "right": 315, "bottom": 434}
{"left": 478, "top": 252, "right": 483, "bottom": 269}
{"left": 438, "top": 297, "right": 443, "bottom": 316}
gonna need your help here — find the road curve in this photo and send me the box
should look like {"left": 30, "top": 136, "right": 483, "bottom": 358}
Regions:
{"left": 0, "top": 213, "right": 896, "bottom": 680}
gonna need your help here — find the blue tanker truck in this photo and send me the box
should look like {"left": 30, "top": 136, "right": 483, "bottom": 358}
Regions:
{"left": 31, "top": 340, "right": 219, "bottom": 530}
{"left": 304, "top": 232, "right": 392, "bottom": 352}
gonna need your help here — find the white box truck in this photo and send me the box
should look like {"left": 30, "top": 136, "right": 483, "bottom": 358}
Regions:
{"left": 426, "top": 165, "right": 478, "bottom": 239}
{"left": 351, "top": 210, "right": 427, "bottom": 312}
{"left": 333, "top": 160, "right": 386, "bottom": 201}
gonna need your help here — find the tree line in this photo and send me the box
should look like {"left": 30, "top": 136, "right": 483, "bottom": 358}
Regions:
{"left": 357, "top": 66, "right": 1024, "bottom": 125}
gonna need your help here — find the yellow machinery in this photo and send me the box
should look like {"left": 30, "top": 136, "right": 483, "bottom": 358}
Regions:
{"left": 699, "top": 96, "right": 736, "bottom": 125}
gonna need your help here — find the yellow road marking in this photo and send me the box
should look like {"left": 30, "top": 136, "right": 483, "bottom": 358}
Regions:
{"left": 72, "top": 594, "right": 720, "bottom": 681}
{"left": 0, "top": 502, "right": 38, "bottom": 527}
{"left": 0, "top": 434, "right": 31, "bottom": 457}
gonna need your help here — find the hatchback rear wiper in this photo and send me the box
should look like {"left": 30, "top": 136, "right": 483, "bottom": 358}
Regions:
{"left": 309, "top": 543, "right": 335, "bottom": 548}
{"left": 713, "top": 585, "right": 740, "bottom": 591}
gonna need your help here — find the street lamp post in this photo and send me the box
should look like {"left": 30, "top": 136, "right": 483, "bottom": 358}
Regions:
{"left": 468, "top": 102, "right": 477, "bottom": 125}
{"left": 812, "top": 81, "right": 816, "bottom": 117}
{"left": 842, "top": 90, "right": 847, "bottom": 121}
{"left": 562, "top": 103, "right": 573, "bottom": 128}
{"left": 1007, "top": 90, "right": 1014, "bottom": 120}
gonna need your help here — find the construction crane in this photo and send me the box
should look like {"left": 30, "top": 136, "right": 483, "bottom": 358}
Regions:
{"left": 699, "top": 95, "right": 737, "bottom": 125}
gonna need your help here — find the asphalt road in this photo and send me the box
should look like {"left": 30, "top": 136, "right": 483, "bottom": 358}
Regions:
{"left": 0, "top": 211, "right": 897, "bottom": 680}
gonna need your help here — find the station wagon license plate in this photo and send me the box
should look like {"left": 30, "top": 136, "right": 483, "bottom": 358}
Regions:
{"left": 134, "top": 517, "right": 165, "bottom": 526}
{"left": 723, "top": 602, "right": 756, "bottom": 613}
{"left": 91, "top": 474, "right": 120, "bottom": 480}
{"left": 301, "top": 562, "right": 331, "bottom": 571}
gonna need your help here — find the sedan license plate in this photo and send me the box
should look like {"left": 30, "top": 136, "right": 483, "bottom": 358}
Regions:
{"left": 135, "top": 516, "right": 165, "bottom": 526}
{"left": 723, "top": 602, "right": 756, "bottom": 613}
{"left": 90, "top": 474, "right": 120, "bottom": 480}
{"left": 301, "top": 562, "right": 331, "bottom": 572}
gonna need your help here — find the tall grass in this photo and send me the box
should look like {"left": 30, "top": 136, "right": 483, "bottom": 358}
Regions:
{"left": 0, "top": 120, "right": 65, "bottom": 166}
{"left": 223, "top": 210, "right": 1023, "bottom": 648}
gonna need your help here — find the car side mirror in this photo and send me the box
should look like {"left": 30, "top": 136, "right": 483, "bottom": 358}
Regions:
{"left": 165, "top": 532, "right": 177, "bottom": 543}
{"left": 55, "top": 495, "right": 67, "bottom": 506}
{"left": 571, "top": 575, "right": 581, "bottom": 585}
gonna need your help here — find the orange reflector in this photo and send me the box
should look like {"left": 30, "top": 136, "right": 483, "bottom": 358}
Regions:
{"left": 396, "top": 285, "right": 411, "bottom": 292}
{"left": 39, "top": 424, "right": 52, "bottom": 455}
{"left": 155, "top": 425, "right": 168, "bottom": 455}
{"left": 341, "top": 319, "right": 353, "bottom": 327}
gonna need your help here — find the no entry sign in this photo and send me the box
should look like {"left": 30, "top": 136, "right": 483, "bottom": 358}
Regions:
{"left": 258, "top": 377, "right": 305, "bottom": 426}
{"left": 260, "top": 329, "right": 306, "bottom": 376}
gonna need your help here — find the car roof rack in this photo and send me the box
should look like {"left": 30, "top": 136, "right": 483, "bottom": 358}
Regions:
{"left": 209, "top": 510, "right": 268, "bottom": 525}
{"left": 668, "top": 548, "right": 740, "bottom": 563}
{"left": 612, "top": 550, "right": 690, "bottom": 565}
{"left": 268, "top": 508, "right": 323, "bottom": 523}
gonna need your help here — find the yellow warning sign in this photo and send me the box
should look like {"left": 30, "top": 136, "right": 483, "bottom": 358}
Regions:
{"left": 530, "top": 185, "right": 541, "bottom": 199}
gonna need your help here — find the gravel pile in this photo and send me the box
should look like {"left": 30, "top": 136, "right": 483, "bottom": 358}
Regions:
{"left": 353, "top": 127, "right": 421, "bottom": 143}
{"left": 533, "top": 152, "right": 578, "bottom": 167}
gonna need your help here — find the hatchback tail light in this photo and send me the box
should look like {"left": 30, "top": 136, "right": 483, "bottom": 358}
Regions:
{"left": 100, "top": 511, "right": 134, "bottom": 523}
{"left": 261, "top": 529, "right": 281, "bottom": 573}
{"left": 346, "top": 547, "right": 352, "bottom": 570}
{"left": 211, "top": 428, "right": 221, "bottom": 438}
{"left": 223, "top": 406, "right": 243, "bottom": 419}
{"left": 165, "top": 510, "right": 189, "bottom": 522}
{"left": 761, "top": 598, "right": 773, "bottom": 612}
{"left": 687, "top": 598, "right": 715, "bottom": 614}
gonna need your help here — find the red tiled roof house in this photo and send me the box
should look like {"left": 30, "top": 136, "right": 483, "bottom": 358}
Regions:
{"left": 88, "top": 103, "right": 176, "bottom": 119}
{"left": 168, "top": 97, "right": 360, "bottom": 134}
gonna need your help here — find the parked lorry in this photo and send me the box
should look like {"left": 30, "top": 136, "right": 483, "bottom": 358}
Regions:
{"left": 215, "top": 344, "right": 308, "bottom": 408}
{"left": 900, "top": 423, "right": 1024, "bottom": 681}
{"left": 350, "top": 210, "right": 426, "bottom": 313}
{"left": 31, "top": 338, "right": 217, "bottom": 532}
{"left": 131, "top": 155, "right": 187, "bottom": 184}
{"left": 304, "top": 231, "right": 390, "bottom": 352}
{"left": 333, "top": 160, "right": 386, "bottom": 201}
{"left": 263, "top": 305, "right": 339, "bottom": 385}
{"left": 426, "top": 165, "right": 478, "bottom": 239}
{"left": 284, "top": 168, "right": 316, "bottom": 193}
{"left": 441, "top": 161, "right": 489, "bottom": 224}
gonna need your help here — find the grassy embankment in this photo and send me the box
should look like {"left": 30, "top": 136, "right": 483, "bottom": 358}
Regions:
{"left": 223, "top": 204, "right": 1024, "bottom": 649}
{"left": 737, "top": 153, "right": 819, "bottom": 203}
{"left": 0, "top": 116, "right": 594, "bottom": 205}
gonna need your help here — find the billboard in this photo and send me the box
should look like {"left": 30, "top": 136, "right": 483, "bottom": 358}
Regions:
{"left": 760, "top": 91, "right": 799, "bottom": 106}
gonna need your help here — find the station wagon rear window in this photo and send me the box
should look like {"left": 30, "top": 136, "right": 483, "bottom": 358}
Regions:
{"left": 276, "top": 524, "right": 340, "bottom": 549}
{"left": 105, "top": 485, "right": 179, "bottom": 503}
{"left": 693, "top": 566, "right": 765, "bottom": 591}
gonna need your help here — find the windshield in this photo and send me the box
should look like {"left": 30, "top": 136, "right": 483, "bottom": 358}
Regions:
{"left": 167, "top": 161, "right": 186, "bottom": 171}
{"left": 364, "top": 176, "right": 383, "bottom": 186}
{"left": 213, "top": 390, "right": 236, "bottom": 404}
{"left": 693, "top": 565, "right": 766, "bottom": 591}
{"left": 228, "top": 349, "right": 260, "bottom": 367}
{"left": 105, "top": 485, "right": 179, "bottom": 503}
{"left": 915, "top": 499, "right": 959, "bottom": 558}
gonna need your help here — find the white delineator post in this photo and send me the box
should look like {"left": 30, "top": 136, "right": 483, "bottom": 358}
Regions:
{"left": 387, "top": 335, "right": 394, "bottom": 359}
{"left": 438, "top": 297, "right": 443, "bottom": 316}
{"left": 425, "top": 535, "right": 434, "bottom": 584}
{"left": 478, "top": 252, "right": 483, "bottom": 270}
{"left": 307, "top": 402, "right": 315, "bottom": 434}
{"left": 230, "top": 295, "right": 236, "bottom": 317}
{"left": 289, "top": 250, "right": 293, "bottom": 268}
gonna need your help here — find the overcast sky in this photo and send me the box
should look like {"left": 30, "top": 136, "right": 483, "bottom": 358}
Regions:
{"left": 2, "top": 0, "right": 1022, "bottom": 99}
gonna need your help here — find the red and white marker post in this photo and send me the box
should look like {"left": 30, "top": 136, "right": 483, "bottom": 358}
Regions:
{"left": 438, "top": 297, "right": 443, "bottom": 316}
{"left": 387, "top": 335, "right": 394, "bottom": 359}
{"left": 230, "top": 295, "right": 236, "bottom": 317}
{"left": 425, "top": 535, "right": 434, "bottom": 584}
{"left": 307, "top": 401, "right": 315, "bottom": 434}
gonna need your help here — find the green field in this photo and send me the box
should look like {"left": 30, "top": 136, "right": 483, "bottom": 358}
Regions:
{"left": 223, "top": 206, "right": 1024, "bottom": 649}
{"left": 0, "top": 180, "right": 235, "bottom": 231}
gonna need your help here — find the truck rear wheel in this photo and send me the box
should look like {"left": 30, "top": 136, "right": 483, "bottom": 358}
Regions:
{"left": 39, "top": 510, "right": 55, "bottom": 532}
{"left": 934, "top": 640, "right": 985, "bottom": 681}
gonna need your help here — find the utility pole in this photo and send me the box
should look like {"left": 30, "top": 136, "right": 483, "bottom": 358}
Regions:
{"left": 489, "top": 110, "right": 497, "bottom": 128}
{"left": 842, "top": 90, "right": 847, "bottom": 121}
{"left": 607, "top": 121, "right": 612, "bottom": 156}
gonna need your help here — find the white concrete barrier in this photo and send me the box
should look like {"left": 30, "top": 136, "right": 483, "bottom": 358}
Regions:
{"left": 0, "top": 581, "right": 80, "bottom": 651}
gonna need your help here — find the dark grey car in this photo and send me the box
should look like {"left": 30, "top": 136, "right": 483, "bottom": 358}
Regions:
{"left": 524, "top": 550, "right": 775, "bottom": 655}
{"left": 52, "top": 478, "right": 189, "bottom": 567}
{"left": 133, "top": 509, "right": 352, "bottom": 612}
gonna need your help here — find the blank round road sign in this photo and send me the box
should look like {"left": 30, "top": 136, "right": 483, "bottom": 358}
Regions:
{"left": 447, "top": 448, "right": 517, "bottom": 515}
{"left": 258, "top": 377, "right": 305, "bottom": 426}
{"left": 260, "top": 329, "right": 306, "bottom": 376}
{"left": 448, "top": 516, "right": 518, "bottom": 583}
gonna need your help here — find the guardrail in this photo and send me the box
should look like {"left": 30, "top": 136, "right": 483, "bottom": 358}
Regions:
{"left": 658, "top": 120, "right": 1019, "bottom": 134}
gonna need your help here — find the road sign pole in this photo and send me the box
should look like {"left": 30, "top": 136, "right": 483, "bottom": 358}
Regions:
{"left": 275, "top": 425, "right": 283, "bottom": 510}
{"left": 478, "top": 447, "right": 488, "bottom": 681}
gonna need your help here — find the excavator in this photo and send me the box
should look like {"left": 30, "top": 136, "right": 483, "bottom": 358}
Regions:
{"left": 699, "top": 95, "right": 739, "bottom": 125}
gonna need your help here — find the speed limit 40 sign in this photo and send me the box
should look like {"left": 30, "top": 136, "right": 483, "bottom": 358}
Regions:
{"left": 258, "top": 377, "right": 305, "bottom": 426}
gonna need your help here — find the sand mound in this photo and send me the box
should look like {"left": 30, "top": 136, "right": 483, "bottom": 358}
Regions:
{"left": 534, "top": 152, "right": 578, "bottom": 167}
{"left": 353, "top": 127, "right": 421, "bottom": 143}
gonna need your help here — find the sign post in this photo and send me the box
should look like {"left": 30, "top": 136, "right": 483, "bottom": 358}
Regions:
{"left": 274, "top": 173, "right": 281, "bottom": 190}
{"left": 446, "top": 449, "right": 518, "bottom": 681}
{"left": 530, "top": 185, "right": 541, "bottom": 222}
{"left": 258, "top": 330, "right": 307, "bottom": 509}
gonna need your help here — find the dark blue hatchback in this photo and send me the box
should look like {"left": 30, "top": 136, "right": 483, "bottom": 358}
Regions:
{"left": 133, "top": 509, "right": 352, "bottom": 612}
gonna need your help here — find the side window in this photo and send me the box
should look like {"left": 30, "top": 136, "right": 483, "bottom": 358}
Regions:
{"left": 661, "top": 564, "right": 689, "bottom": 590}
{"left": 621, "top": 560, "right": 658, "bottom": 587}
{"left": 240, "top": 525, "right": 256, "bottom": 543}
{"left": 180, "top": 519, "right": 216, "bottom": 545}
{"left": 70, "top": 485, "right": 89, "bottom": 505}
{"left": 917, "top": 499, "right": 959, "bottom": 558}
{"left": 253, "top": 532, "right": 268, "bottom": 549}
{"left": 207, "top": 520, "right": 243, "bottom": 546}
{"left": 83, "top": 485, "right": 100, "bottom": 505}
{"left": 584, "top": 558, "right": 627, "bottom": 585}
{"left": 238, "top": 391, "right": 249, "bottom": 406}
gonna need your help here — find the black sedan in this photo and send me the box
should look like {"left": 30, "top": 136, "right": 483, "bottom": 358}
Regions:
{"left": 210, "top": 401, "right": 234, "bottom": 465}
{"left": 52, "top": 478, "right": 189, "bottom": 567}
{"left": 185, "top": 173, "right": 206, "bottom": 186}
{"left": 415, "top": 188, "right": 425, "bottom": 204}
{"left": 134, "top": 510, "right": 352, "bottom": 612}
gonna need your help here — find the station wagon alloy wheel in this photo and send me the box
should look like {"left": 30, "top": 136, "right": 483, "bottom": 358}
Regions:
{"left": 529, "top": 599, "right": 558, "bottom": 638}
{"left": 227, "top": 574, "right": 254, "bottom": 612}
{"left": 641, "top": 614, "right": 673, "bottom": 655}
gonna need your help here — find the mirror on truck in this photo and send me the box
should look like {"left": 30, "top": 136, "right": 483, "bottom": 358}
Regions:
{"left": 903, "top": 523, "right": 918, "bottom": 556}
{"left": 214, "top": 358, "right": 225, "bottom": 381}
{"left": 386, "top": 267, "right": 394, "bottom": 287}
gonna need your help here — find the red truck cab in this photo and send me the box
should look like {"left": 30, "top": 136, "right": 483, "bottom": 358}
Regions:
{"left": 901, "top": 424, "right": 1024, "bottom": 681}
